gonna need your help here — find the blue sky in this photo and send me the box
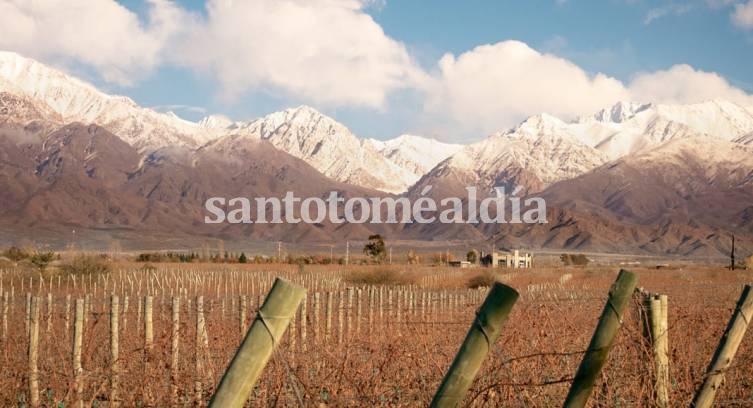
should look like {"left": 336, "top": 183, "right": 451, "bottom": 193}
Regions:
{"left": 2, "top": 0, "right": 752, "bottom": 141}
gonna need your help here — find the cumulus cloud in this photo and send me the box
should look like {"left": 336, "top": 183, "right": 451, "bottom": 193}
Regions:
{"left": 732, "top": 0, "right": 753, "bottom": 29}
{"left": 1, "top": 1, "right": 751, "bottom": 132}
{"left": 0, "top": 0, "right": 189, "bottom": 86}
{"left": 423, "top": 41, "right": 630, "bottom": 135}
{"left": 422, "top": 41, "right": 753, "bottom": 136}
{"left": 628, "top": 64, "right": 753, "bottom": 106}
{"left": 173, "top": 0, "right": 427, "bottom": 109}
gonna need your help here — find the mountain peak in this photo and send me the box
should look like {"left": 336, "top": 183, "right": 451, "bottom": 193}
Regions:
{"left": 198, "top": 114, "right": 234, "bottom": 129}
{"left": 589, "top": 101, "right": 652, "bottom": 123}
{"left": 502, "top": 112, "right": 569, "bottom": 140}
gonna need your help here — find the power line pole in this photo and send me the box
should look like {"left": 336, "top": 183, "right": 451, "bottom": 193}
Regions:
{"left": 277, "top": 241, "right": 281, "bottom": 261}
{"left": 330, "top": 245, "right": 334, "bottom": 264}
{"left": 731, "top": 234, "right": 736, "bottom": 270}
{"left": 345, "top": 241, "right": 349, "bottom": 266}
{"left": 389, "top": 247, "right": 392, "bottom": 265}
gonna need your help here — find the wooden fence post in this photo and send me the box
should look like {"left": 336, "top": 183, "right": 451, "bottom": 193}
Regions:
{"left": 648, "top": 294, "right": 669, "bottom": 408}
{"left": 73, "top": 299, "right": 84, "bottom": 408}
{"left": 2, "top": 292, "right": 7, "bottom": 344}
{"left": 28, "top": 296, "right": 40, "bottom": 408}
{"left": 144, "top": 296, "right": 154, "bottom": 353}
{"left": 195, "top": 296, "right": 207, "bottom": 405}
{"left": 111, "top": 295, "right": 120, "bottom": 407}
{"left": 239, "top": 295, "right": 248, "bottom": 339}
{"left": 209, "top": 278, "right": 305, "bottom": 408}
{"left": 563, "top": 269, "right": 638, "bottom": 408}
{"left": 171, "top": 297, "right": 180, "bottom": 406}
{"left": 692, "top": 284, "right": 753, "bottom": 408}
{"left": 430, "top": 282, "right": 519, "bottom": 408}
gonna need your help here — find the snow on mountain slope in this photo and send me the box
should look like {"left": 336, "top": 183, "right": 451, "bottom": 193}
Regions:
{"left": 420, "top": 114, "right": 609, "bottom": 194}
{"left": 0, "top": 51, "right": 211, "bottom": 149}
{"left": 734, "top": 132, "right": 753, "bottom": 146}
{"left": 572, "top": 100, "right": 753, "bottom": 159}
{"left": 367, "top": 134, "right": 461, "bottom": 183}
{"left": 205, "top": 106, "right": 424, "bottom": 193}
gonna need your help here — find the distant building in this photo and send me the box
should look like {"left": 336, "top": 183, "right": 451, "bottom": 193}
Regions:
{"left": 480, "top": 250, "right": 533, "bottom": 268}
{"left": 449, "top": 260, "right": 472, "bottom": 268}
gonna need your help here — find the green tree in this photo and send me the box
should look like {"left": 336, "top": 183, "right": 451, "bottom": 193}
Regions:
{"left": 30, "top": 251, "right": 55, "bottom": 272}
{"left": 238, "top": 252, "right": 248, "bottom": 264}
{"left": 363, "top": 234, "right": 387, "bottom": 263}
{"left": 466, "top": 250, "right": 478, "bottom": 264}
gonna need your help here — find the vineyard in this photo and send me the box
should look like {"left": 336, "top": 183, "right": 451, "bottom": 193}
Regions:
{"left": 1, "top": 263, "right": 752, "bottom": 407}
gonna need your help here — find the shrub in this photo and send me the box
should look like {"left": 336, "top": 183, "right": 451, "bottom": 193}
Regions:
{"left": 560, "top": 253, "right": 590, "bottom": 266}
{"left": 2, "top": 246, "right": 29, "bottom": 262}
{"left": 30, "top": 251, "right": 56, "bottom": 272}
{"left": 467, "top": 272, "right": 496, "bottom": 289}
{"left": 60, "top": 254, "right": 111, "bottom": 276}
{"left": 345, "top": 267, "right": 414, "bottom": 286}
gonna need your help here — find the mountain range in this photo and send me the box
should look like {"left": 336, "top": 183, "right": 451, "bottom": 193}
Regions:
{"left": 1, "top": 50, "right": 751, "bottom": 257}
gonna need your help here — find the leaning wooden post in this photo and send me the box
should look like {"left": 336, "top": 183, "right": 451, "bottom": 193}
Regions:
{"left": 691, "top": 284, "right": 753, "bottom": 408}
{"left": 563, "top": 269, "right": 638, "bottom": 408}
{"left": 429, "top": 282, "right": 519, "bottom": 408}
{"left": 73, "top": 299, "right": 84, "bottom": 408}
{"left": 208, "top": 278, "right": 305, "bottom": 408}
{"left": 28, "top": 296, "right": 40, "bottom": 408}
{"left": 110, "top": 295, "right": 120, "bottom": 407}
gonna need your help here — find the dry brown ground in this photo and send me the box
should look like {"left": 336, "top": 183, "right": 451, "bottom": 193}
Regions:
{"left": 0, "top": 263, "right": 751, "bottom": 407}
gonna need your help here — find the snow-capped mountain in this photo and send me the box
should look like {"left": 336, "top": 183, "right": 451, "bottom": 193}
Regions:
{"left": 0, "top": 51, "right": 212, "bottom": 149}
{"left": 367, "top": 134, "right": 462, "bottom": 182}
{"left": 0, "top": 52, "right": 458, "bottom": 193}
{"left": 570, "top": 99, "right": 753, "bottom": 159}
{"left": 412, "top": 113, "right": 609, "bottom": 196}
{"left": 203, "top": 106, "right": 435, "bottom": 193}
{"left": 414, "top": 99, "right": 753, "bottom": 199}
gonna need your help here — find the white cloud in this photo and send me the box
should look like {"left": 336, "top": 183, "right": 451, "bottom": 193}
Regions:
{"left": 423, "top": 41, "right": 630, "bottom": 135}
{"left": 628, "top": 64, "right": 753, "bottom": 106}
{"left": 0, "top": 0, "right": 188, "bottom": 86}
{"left": 644, "top": 4, "right": 694, "bottom": 24}
{"left": 173, "top": 0, "right": 426, "bottom": 109}
{"left": 732, "top": 0, "right": 753, "bottom": 29}
{"left": 422, "top": 41, "right": 753, "bottom": 137}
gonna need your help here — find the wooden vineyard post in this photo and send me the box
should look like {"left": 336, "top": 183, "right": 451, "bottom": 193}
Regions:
{"left": 64, "top": 294, "right": 71, "bottom": 338}
{"left": 647, "top": 294, "right": 669, "bottom": 408}
{"left": 692, "top": 284, "right": 753, "bottom": 408}
{"left": 111, "top": 295, "right": 120, "bottom": 407}
{"left": 28, "top": 296, "right": 40, "bottom": 408}
{"left": 430, "top": 282, "right": 519, "bottom": 408}
{"left": 208, "top": 278, "right": 305, "bottom": 408}
{"left": 239, "top": 295, "right": 248, "bottom": 339}
{"left": 46, "top": 293, "right": 52, "bottom": 333}
{"left": 338, "top": 291, "right": 344, "bottom": 345}
{"left": 144, "top": 296, "right": 154, "bottom": 354}
{"left": 300, "top": 293, "right": 307, "bottom": 352}
{"left": 2, "top": 291, "right": 7, "bottom": 344}
{"left": 326, "top": 292, "right": 333, "bottom": 342}
{"left": 73, "top": 299, "right": 84, "bottom": 408}
{"left": 563, "top": 269, "right": 638, "bottom": 408}
{"left": 171, "top": 297, "right": 180, "bottom": 406}
{"left": 195, "top": 296, "right": 208, "bottom": 405}
{"left": 313, "top": 292, "right": 320, "bottom": 343}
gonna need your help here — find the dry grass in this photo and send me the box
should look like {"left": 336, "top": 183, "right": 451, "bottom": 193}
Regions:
{"left": 0, "top": 262, "right": 751, "bottom": 406}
